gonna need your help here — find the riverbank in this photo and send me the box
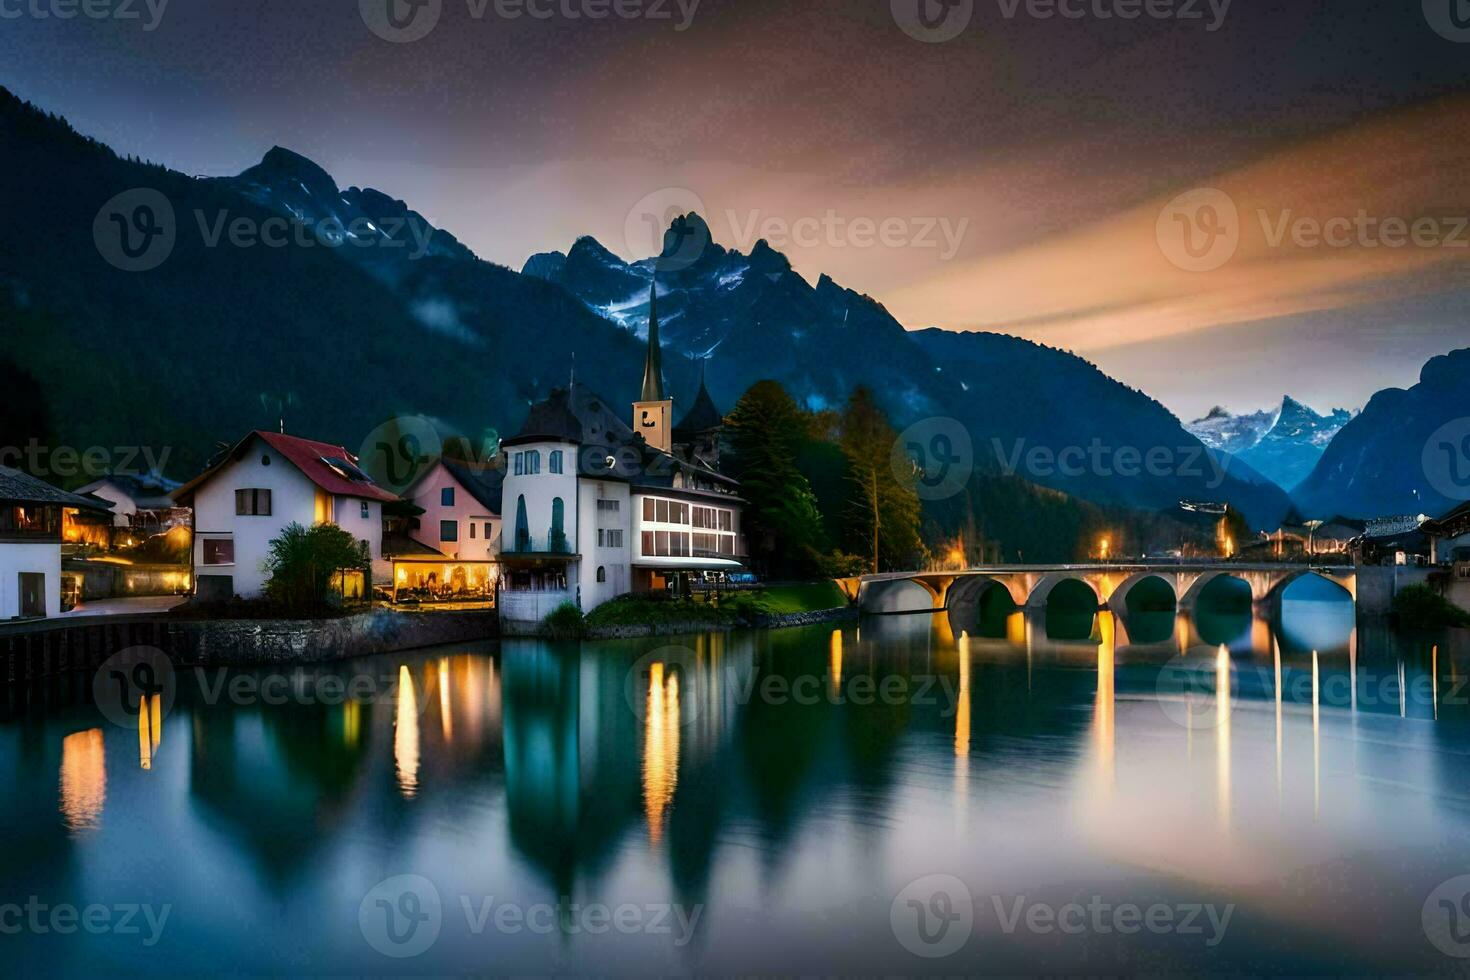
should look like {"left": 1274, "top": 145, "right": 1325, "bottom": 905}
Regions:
{"left": 1, "top": 607, "right": 499, "bottom": 683}
{"left": 1, "top": 584, "right": 858, "bottom": 680}
{"left": 513, "top": 583, "right": 857, "bottom": 639}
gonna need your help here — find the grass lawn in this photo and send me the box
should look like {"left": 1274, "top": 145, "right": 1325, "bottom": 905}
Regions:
{"left": 581, "top": 581, "right": 849, "bottom": 630}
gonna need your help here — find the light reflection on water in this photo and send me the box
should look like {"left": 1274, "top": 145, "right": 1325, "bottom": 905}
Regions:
{"left": 1, "top": 596, "right": 1468, "bottom": 975}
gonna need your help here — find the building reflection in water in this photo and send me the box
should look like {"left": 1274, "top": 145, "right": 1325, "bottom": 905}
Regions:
{"left": 1216, "top": 643, "right": 1231, "bottom": 830}
{"left": 60, "top": 728, "right": 106, "bottom": 832}
{"left": 395, "top": 664, "right": 420, "bottom": 799}
{"left": 643, "top": 661, "right": 681, "bottom": 845}
{"left": 829, "top": 629, "right": 843, "bottom": 699}
{"left": 138, "top": 693, "right": 161, "bottom": 771}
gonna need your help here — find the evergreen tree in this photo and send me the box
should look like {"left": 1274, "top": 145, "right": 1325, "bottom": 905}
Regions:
{"left": 839, "top": 387, "right": 922, "bottom": 573}
{"left": 725, "top": 380, "right": 828, "bottom": 576}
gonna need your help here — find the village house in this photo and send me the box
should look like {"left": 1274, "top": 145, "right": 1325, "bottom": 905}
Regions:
{"left": 0, "top": 465, "right": 113, "bottom": 619}
{"left": 1424, "top": 501, "right": 1470, "bottom": 567}
{"left": 173, "top": 431, "right": 398, "bottom": 601}
{"left": 497, "top": 284, "right": 747, "bottom": 628}
{"left": 75, "top": 472, "right": 188, "bottom": 534}
{"left": 384, "top": 458, "right": 503, "bottom": 603}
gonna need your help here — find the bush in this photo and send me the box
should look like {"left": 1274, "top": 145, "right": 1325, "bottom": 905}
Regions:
{"left": 1392, "top": 584, "right": 1470, "bottom": 630}
{"left": 542, "top": 602, "right": 586, "bottom": 639}
{"left": 263, "top": 522, "right": 371, "bottom": 616}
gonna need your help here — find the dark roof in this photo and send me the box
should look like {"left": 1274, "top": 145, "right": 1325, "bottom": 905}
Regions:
{"left": 1424, "top": 500, "right": 1470, "bottom": 533}
{"left": 641, "top": 280, "right": 666, "bottom": 403}
{"left": 0, "top": 466, "right": 113, "bottom": 511}
{"left": 674, "top": 375, "right": 723, "bottom": 436}
{"left": 442, "top": 459, "right": 505, "bottom": 514}
{"left": 381, "top": 533, "right": 449, "bottom": 560}
{"left": 505, "top": 388, "right": 586, "bottom": 446}
{"left": 504, "top": 383, "right": 740, "bottom": 494}
{"left": 174, "top": 431, "right": 399, "bottom": 504}
{"left": 77, "top": 472, "right": 181, "bottom": 508}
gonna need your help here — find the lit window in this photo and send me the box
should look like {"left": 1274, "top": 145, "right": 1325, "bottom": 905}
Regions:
{"left": 203, "top": 539, "right": 234, "bottom": 565}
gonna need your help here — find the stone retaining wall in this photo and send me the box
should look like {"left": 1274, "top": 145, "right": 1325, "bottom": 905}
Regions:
{"left": 1, "top": 609, "right": 499, "bottom": 683}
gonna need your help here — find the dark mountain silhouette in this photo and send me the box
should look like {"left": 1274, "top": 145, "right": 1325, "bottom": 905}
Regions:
{"left": 1293, "top": 348, "right": 1470, "bottom": 519}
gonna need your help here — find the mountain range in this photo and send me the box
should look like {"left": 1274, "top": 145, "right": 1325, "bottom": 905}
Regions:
{"left": 0, "top": 83, "right": 1463, "bottom": 543}
{"left": 1186, "top": 397, "right": 1354, "bottom": 493}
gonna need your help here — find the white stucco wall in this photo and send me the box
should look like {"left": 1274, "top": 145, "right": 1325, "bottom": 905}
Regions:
{"left": 579, "top": 480, "right": 631, "bottom": 610}
{"left": 407, "top": 462, "right": 499, "bottom": 561}
{"left": 87, "top": 482, "right": 138, "bottom": 527}
{"left": 0, "top": 542, "right": 62, "bottom": 619}
{"left": 502, "top": 442, "right": 579, "bottom": 555}
{"left": 192, "top": 444, "right": 330, "bottom": 599}
{"left": 1433, "top": 529, "right": 1470, "bottom": 564}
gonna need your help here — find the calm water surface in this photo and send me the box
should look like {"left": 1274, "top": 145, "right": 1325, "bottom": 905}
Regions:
{"left": 3, "top": 595, "right": 1470, "bottom": 975}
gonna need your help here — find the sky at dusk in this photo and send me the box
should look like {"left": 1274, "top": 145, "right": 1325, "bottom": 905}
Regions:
{"left": 4, "top": 0, "right": 1468, "bottom": 419}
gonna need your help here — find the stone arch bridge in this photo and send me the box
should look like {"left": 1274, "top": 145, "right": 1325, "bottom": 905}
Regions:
{"left": 838, "top": 564, "right": 1357, "bottom": 618}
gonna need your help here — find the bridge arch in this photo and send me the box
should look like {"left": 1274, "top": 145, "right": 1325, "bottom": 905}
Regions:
{"left": 1107, "top": 572, "right": 1178, "bottom": 618}
{"left": 859, "top": 578, "right": 939, "bottom": 614}
{"left": 1026, "top": 573, "right": 1103, "bottom": 611}
{"left": 1179, "top": 570, "right": 1262, "bottom": 610}
{"left": 1265, "top": 568, "right": 1356, "bottom": 607}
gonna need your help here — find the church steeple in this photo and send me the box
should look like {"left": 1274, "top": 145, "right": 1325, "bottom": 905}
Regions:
{"left": 640, "top": 279, "right": 666, "bottom": 403}
{"left": 633, "top": 277, "right": 674, "bottom": 453}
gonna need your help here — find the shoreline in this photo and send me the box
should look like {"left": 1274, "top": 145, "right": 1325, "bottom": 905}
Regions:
{"left": 0, "top": 603, "right": 859, "bottom": 682}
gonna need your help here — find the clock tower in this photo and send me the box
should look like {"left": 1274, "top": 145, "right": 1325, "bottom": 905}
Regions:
{"left": 633, "top": 279, "right": 674, "bottom": 453}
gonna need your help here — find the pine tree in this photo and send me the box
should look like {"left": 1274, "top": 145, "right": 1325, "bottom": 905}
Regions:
{"left": 839, "top": 387, "right": 922, "bottom": 573}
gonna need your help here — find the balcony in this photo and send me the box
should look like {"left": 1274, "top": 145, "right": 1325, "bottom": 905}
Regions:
{"left": 500, "top": 532, "right": 575, "bottom": 559}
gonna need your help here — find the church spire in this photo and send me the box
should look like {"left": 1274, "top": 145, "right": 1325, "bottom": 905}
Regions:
{"left": 640, "top": 278, "right": 666, "bottom": 402}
